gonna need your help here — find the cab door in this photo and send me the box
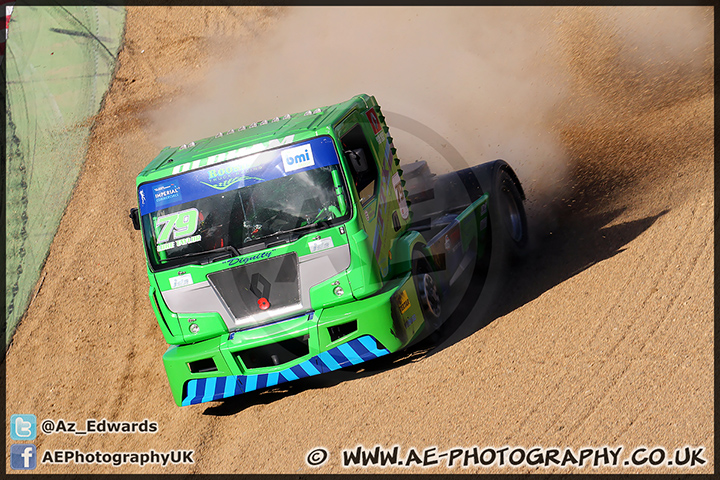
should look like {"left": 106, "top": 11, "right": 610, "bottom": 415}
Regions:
{"left": 335, "top": 107, "right": 399, "bottom": 280}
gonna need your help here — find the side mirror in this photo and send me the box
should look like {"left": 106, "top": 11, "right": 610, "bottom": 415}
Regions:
{"left": 345, "top": 148, "right": 369, "bottom": 173}
{"left": 129, "top": 208, "right": 141, "bottom": 230}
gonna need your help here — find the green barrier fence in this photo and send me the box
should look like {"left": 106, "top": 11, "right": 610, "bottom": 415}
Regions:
{"left": 5, "top": 5, "right": 126, "bottom": 347}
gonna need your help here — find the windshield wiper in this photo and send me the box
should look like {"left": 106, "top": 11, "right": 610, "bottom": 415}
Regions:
{"left": 176, "top": 245, "right": 240, "bottom": 265}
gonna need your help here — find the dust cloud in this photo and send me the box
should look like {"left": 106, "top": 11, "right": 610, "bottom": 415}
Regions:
{"left": 146, "top": 6, "right": 712, "bottom": 230}
{"left": 552, "top": 6, "right": 713, "bottom": 214}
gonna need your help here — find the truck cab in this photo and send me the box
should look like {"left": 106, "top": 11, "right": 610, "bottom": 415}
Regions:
{"left": 131, "top": 94, "right": 515, "bottom": 406}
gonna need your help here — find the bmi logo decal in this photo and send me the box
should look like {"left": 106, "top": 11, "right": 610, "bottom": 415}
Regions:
{"left": 281, "top": 144, "right": 315, "bottom": 173}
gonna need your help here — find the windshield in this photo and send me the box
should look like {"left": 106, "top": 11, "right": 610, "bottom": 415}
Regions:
{"left": 138, "top": 136, "right": 350, "bottom": 270}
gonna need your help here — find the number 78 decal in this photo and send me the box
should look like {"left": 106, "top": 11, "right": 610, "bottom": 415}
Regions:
{"left": 155, "top": 208, "right": 200, "bottom": 244}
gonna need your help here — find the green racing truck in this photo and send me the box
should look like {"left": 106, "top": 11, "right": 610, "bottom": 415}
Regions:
{"left": 130, "top": 94, "right": 527, "bottom": 406}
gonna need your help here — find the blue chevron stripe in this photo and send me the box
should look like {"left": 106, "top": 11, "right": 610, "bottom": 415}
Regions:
{"left": 256, "top": 374, "right": 268, "bottom": 390}
{"left": 212, "top": 377, "right": 226, "bottom": 401}
{"left": 182, "top": 379, "right": 197, "bottom": 406}
{"left": 191, "top": 377, "right": 207, "bottom": 406}
{"left": 337, "top": 343, "right": 363, "bottom": 365}
{"left": 224, "top": 376, "right": 237, "bottom": 399}
{"left": 245, "top": 375, "right": 257, "bottom": 392}
{"left": 318, "top": 350, "right": 342, "bottom": 371}
{"left": 290, "top": 364, "right": 307, "bottom": 379}
{"left": 349, "top": 338, "right": 372, "bottom": 359}
{"left": 200, "top": 377, "right": 217, "bottom": 404}
{"left": 358, "top": 336, "right": 387, "bottom": 357}
{"left": 282, "top": 369, "right": 298, "bottom": 382}
{"left": 181, "top": 335, "right": 390, "bottom": 406}
{"left": 329, "top": 345, "right": 352, "bottom": 368}
{"left": 299, "top": 359, "right": 320, "bottom": 376}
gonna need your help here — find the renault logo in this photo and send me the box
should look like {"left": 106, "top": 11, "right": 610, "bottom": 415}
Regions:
{"left": 250, "top": 273, "right": 271, "bottom": 310}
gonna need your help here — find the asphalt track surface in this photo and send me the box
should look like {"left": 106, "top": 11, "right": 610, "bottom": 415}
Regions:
{"left": 5, "top": 6, "right": 713, "bottom": 474}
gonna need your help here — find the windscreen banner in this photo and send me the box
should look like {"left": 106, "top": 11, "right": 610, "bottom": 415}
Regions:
{"left": 138, "top": 136, "right": 339, "bottom": 216}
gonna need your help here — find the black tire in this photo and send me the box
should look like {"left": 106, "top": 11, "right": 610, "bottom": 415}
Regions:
{"left": 411, "top": 248, "right": 442, "bottom": 334}
{"left": 490, "top": 167, "right": 528, "bottom": 261}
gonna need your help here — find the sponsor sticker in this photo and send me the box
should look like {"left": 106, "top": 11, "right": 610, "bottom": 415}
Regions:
{"left": 282, "top": 143, "right": 316, "bottom": 173}
{"left": 154, "top": 183, "right": 182, "bottom": 205}
{"left": 392, "top": 172, "right": 409, "bottom": 219}
{"left": 404, "top": 313, "right": 417, "bottom": 329}
{"left": 308, "top": 237, "right": 334, "bottom": 253}
{"left": 155, "top": 208, "right": 200, "bottom": 246}
{"left": 375, "top": 130, "right": 386, "bottom": 145}
{"left": 366, "top": 108, "right": 382, "bottom": 135}
{"left": 397, "top": 290, "right": 411, "bottom": 314}
{"left": 169, "top": 275, "right": 194, "bottom": 289}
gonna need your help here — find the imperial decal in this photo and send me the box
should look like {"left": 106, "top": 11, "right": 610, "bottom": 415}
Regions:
{"left": 154, "top": 183, "right": 181, "bottom": 205}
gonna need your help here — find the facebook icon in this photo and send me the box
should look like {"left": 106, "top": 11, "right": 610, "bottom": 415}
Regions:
{"left": 11, "top": 444, "right": 37, "bottom": 470}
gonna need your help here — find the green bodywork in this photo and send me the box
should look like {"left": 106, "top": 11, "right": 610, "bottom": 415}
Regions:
{"left": 134, "top": 94, "right": 489, "bottom": 406}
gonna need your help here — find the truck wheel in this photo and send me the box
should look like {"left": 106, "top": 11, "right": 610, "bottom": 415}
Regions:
{"left": 412, "top": 249, "right": 442, "bottom": 332}
{"left": 490, "top": 167, "right": 528, "bottom": 260}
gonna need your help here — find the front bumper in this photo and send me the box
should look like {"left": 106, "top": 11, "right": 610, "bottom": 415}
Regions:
{"left": 182, "top": 335, "right": 388, "bottom": 406}
{"left": 163, "top": 274, "right": 421, "bottom": 406}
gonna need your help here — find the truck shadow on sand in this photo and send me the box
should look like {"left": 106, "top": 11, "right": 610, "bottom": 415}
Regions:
{"left": 427, "top": 205, "right": 670, "bottom": 355}
{"left": 203, "top": 205, "right": 667, "bottom": 416}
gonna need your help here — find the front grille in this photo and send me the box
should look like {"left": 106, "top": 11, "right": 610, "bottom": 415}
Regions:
{"left": 207, "top": 253, "right": 300, "bottom": 321}
{"left": 328, "top": 319, "right": 357, "bottom": 342}
{"left": 235, "top": 334, "right": 310, "bottom": 369}
{"left": 188, "top": 358, "right": 217, "bottom": 373}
